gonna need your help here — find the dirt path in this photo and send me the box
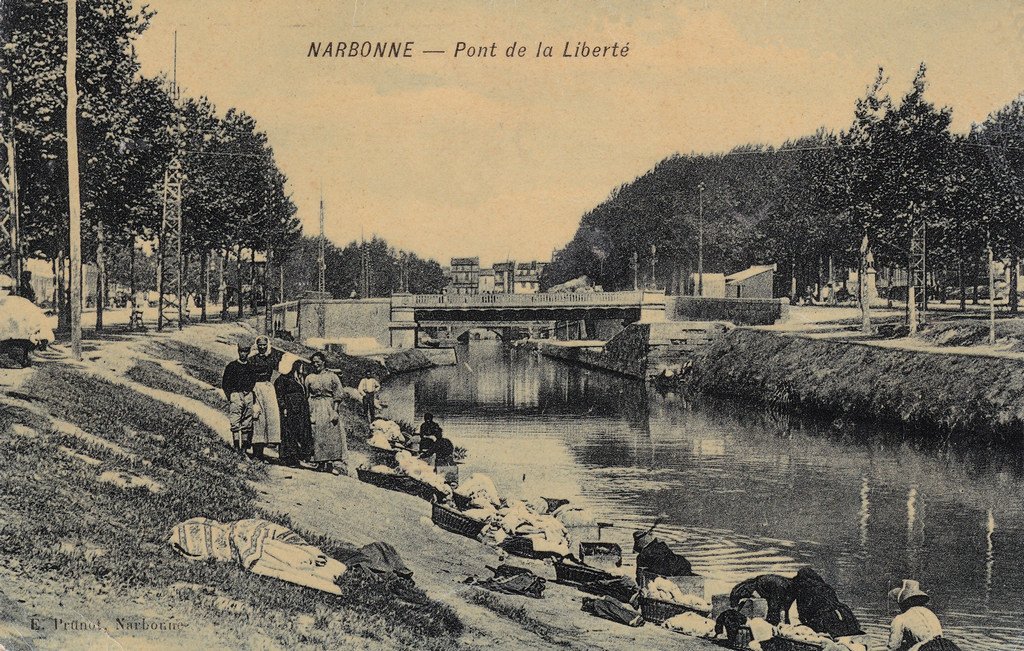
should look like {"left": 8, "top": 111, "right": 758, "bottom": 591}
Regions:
{"left": 259, "top": 467, "right": 713, "bottom": 651}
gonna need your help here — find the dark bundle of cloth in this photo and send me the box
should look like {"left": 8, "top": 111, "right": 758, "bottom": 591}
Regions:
{"left": 730, "top": 573, "right": 795, "bottom": 625}
{"left": 791, "top": 568, "right": 863, "bottom": 637}
{"left": 343, "top": 542, "right": 413, "bottom": 582}
{"left": 581, "top": 596, "right": 644, "bottom": 627}
{"left": 584, "top": 575, "right": 640, "bottom": 607}
{"left": 468, "top": 565, "right": 546, "bottom": 599}
{"left": 916, "top": 639, "right": 964, "bottom": 651}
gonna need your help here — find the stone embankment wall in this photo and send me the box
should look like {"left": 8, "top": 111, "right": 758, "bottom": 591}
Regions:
{"left": 683, "top": 328, "right": 1024, "bottom": 438}
{"left": 539, "top": 321, "right": 730, "bottom": 379}
{"left": 669, "top": 296, "right": 787, "bottom": 326}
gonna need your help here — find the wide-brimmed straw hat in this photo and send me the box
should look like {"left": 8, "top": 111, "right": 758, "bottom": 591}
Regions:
{"left": 889, "top": 579, "right": 930, "bottom": 607}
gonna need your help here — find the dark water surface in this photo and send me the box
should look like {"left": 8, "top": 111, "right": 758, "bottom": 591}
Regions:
{"left": 386, "top": 342, "right": 1024, "bottom": 650}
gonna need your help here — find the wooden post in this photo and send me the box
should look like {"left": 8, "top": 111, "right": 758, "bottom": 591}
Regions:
{"left": 66, "top": 0, "right": 82, "bottom": 359}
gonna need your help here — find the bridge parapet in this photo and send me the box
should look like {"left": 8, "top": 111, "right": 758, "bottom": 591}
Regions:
{"left": 391, "top": 290, "right": 663, "bottom": 309}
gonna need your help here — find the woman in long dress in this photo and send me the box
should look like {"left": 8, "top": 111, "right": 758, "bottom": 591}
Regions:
{"left": 304, "top": 352, "right": 348, "bottom": 475}
{"left": 275, "top": 354, "right": 313, "bottom": 467}
{"left": 249, "top": 336, "right": 283, "bottom": 459}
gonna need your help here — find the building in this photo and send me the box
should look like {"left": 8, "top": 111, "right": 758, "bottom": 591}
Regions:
{"left": 448, "top": 257, "right": 480, "bottom": 295}
{"left": 493, "top": 262, "right": 515, "bottom": 294}
{"left": 725, "top": 264, "right": 775, "bottom": 299}
{"left": 689, "top": 272, "right": 726, "bottom": 298}
{"left": 478, "top": 268, "right": 495, "bottom": 293}
{"left": 514, "top": 261, "right": 545, "bottom": 294}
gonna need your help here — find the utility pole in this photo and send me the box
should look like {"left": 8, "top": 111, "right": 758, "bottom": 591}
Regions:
{"left": 66, "top": 0, "right": 82, "bottom": 360}
{"left": 156, "top": 32, "right": 184, "bottom": 331}
{"left": 697, "top": 182, "right": 705, "bottom": 297}
{"left": 317, "top": 193, "right": 326, "bottom": 338}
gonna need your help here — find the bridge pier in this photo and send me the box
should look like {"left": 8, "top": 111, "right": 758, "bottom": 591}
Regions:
{"left": 389, "top": 293, "right": 418, "bottom": 349}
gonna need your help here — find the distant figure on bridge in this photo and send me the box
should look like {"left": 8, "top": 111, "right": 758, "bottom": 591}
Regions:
{"left": 249, "top": 336, "right": 283, "bottom": 460}
{"left": 358, "top": 375, "right": 382, "bottom": 422}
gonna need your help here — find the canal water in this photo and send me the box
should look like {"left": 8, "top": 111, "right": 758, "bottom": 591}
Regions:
{"left": 385, "top": 341, "right": 1024, "bottom": 650}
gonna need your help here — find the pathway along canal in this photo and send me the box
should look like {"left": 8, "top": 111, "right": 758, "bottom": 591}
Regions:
{"left": 385, "top": 341, "right": 1024, "bottom": 650}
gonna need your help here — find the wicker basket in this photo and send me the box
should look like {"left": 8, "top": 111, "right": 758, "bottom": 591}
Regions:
{"left": 713, "top": 626, "right": 754, "bottom": 650}
{"left": 500, "top": 535, "right": 560, "bottom": 560}
{"left": 639, "top": 595, "right": 709, "bottom": 624}
{"left": 759, "top": 637, "right": 826, "bottom": 651}
{"left": 431, "top": 501, "right": 486, "bottom": 539}
{"left": 580, "top": 542, "right": 622, "bottom": 567}
{"left": 355, "top": 467, "right": 440, "bottom": 501}
{"left": 553, "top": 561, "right": 616, "bottom": 586}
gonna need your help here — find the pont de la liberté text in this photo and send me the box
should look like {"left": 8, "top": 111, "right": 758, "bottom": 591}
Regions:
{"left": 307, "top": 41, "right": 630, "bottom": 59}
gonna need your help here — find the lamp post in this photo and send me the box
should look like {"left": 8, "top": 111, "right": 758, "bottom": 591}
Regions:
{"left": 697, "top": 182, "right": 705, "bottom": 297}
{"left": 649, "top": 244, "right": 657, "bottom": 289}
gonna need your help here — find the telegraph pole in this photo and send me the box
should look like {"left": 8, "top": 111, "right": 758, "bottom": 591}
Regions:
{"left": 156, "top": 32, "right": 184, "bottom": 331}
{"left": 697, "top": 182, "right": 705, "bottom": 297}
{"left": 66, "top": 0, "right": 82, "bottom": 359}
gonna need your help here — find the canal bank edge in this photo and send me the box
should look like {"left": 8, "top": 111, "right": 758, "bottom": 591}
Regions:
{"left": 679, "top": 328, "right": 1024, "bottom": 439}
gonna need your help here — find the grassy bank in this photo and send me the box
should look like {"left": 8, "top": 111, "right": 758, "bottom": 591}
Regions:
{"left": 683, "top": 328, "right": 1024, "bottom": 440}
{"left": 1, "top": 332, "right": 462, "bottom": 649}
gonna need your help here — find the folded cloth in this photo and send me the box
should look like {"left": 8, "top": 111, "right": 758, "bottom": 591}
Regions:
{"left": 587, "top": 575, "right": 640, "bottom": 606}
{"left": 343, "top": 541, "right": 413, "bottom": 581}
{"left": 168, "top": 517, "right": 346, "bottom": 595}
{"left": 582, "top": 596, "right": 644, "bottom": 627}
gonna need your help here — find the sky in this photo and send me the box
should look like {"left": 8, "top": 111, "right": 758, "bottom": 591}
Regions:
{"left": 133, "top": 0, "right": 1024, "bottom": 266}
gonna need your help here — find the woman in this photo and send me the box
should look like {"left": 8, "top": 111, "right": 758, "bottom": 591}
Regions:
{"left": 249, "top": 336, "right": 283, "bottom": 459}
{"left": 790, "top": 567, "right": 863, "bottom": 638}
{"left": 887, "top": 580, "right": 962, "bottom": 651}
{"left": 275, "top": 353, "right": 313, "bottom": 467}
{"left": 304, "top": 352, "right": 348, "bottom": 475}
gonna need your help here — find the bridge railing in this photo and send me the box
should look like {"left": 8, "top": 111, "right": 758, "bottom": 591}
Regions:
{"left": 391, "top": 290, "right": 659, "bottom": 308}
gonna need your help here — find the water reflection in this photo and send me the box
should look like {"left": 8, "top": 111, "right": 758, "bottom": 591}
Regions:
{"left": 385, "top": 342, "right": 1024, "bottom": 650}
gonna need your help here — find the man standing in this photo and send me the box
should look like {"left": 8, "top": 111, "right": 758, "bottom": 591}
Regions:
{"left": 222, "top": 343, "right": 257, "bottom": 453}
{"left": 249, "top": 335, "right": 283, "bottom": 460}
{"left": 357, "top": 375, "right": 382, "bottom": 422}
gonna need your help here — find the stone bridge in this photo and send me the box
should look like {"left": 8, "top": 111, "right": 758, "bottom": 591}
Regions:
{"left": 272, "top": 291, "right": 667, "bottom": 348}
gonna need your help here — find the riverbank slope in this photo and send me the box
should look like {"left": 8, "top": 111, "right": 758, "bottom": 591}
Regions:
{"left": 681, "top": 325, "right": 1024, "bottom": 439}
{"left": 1, "top": 322, "right": 715, "bottom": 650}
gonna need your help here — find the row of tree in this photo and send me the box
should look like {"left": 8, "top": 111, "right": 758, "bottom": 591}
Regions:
{"left": 278, "top": 235, "right": 446, "bottom": 300}
{"left": 542, "top": 64, "right": 1024, "bottom": 317}
{"left": 0, "top": 0, "right": 301, "bottom": 328}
